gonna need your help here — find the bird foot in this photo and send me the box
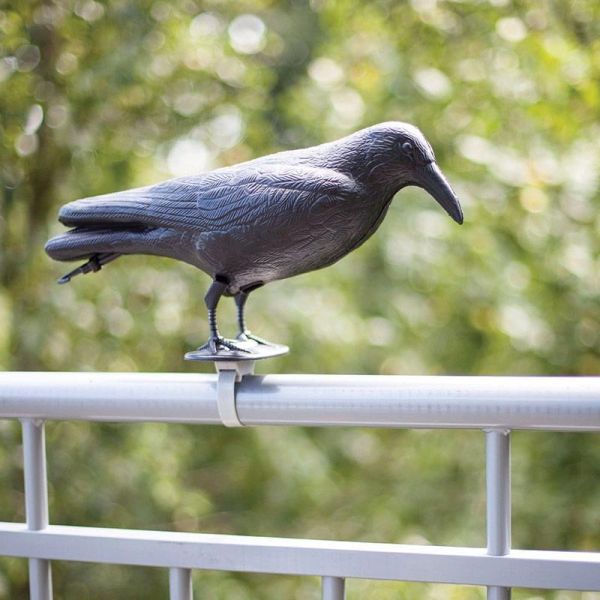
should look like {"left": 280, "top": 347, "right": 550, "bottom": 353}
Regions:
{"left": 237, "top": 331, "right": 276, "bottom": 346}
{"left": 203, "top": 335, "right": 253, "bottom": 355}
{"left": 185, "top": 335, "right": 289, "bottom": 362}
{"left": 184, "top": 336, "right": 253, "bottom": 362}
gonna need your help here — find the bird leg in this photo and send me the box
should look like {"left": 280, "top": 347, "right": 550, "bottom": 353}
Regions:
{"left": 234, "top": 290, "right": 273, "bottom": 346}
{"left": 200, "top": 279, "right": 251, "bottom": 354}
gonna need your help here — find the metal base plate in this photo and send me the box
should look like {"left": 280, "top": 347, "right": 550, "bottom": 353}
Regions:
{"left": 184, "top": 338, "right": 289, "bottom": 362}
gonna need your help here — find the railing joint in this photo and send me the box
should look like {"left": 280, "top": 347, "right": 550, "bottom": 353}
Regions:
{"left": 482, "top": 427, "right": 511, "bottom": 435}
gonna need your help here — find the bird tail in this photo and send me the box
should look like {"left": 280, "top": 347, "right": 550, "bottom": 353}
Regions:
{"left": 45, "top": 226, "right": 160, "bottom": 284}
{"left": 57, "top": 186, "right": 153, "bottom": 228}
{"left": 46, "top": 179, "right": 198, "bottom": 283}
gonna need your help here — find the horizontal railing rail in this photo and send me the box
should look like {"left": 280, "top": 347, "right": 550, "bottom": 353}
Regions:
{"left": 0, "top": 523, "right": 599, "bottom": 591}
{"left": 0, "top": 371, "right": 599, "bottom": 600}
{"left": 1, "top": 371, "right": 600, "bottom": 430}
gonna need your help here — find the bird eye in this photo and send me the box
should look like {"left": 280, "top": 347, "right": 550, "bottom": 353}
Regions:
{"left": 401, "top": 142, "right": 413, "bottom": 154}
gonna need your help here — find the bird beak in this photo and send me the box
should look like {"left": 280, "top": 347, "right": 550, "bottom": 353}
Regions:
{"left": 415, "top": 162, "right": 463, "bottom": 224}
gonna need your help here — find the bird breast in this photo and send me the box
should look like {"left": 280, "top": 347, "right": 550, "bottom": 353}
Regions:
{"left": 192, "top": 192, "right": 391, "bottom": 291}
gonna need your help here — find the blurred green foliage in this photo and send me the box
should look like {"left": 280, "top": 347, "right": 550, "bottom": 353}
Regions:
{"left": 1, "top": 0, "right": 600, "bottom": 597}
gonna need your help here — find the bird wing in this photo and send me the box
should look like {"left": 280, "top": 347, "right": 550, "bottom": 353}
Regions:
{"left": 58, "top": 164, "right": 360, "bottom": 232}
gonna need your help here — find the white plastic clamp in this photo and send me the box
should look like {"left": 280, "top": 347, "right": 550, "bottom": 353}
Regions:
{"left": 215, "top": 361, "right": 255, "bottom": 427}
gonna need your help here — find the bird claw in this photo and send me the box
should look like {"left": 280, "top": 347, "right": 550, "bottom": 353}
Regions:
{"left": 204, "top": 336, "right": 252, "bottom": 355}
{"left": 237, "top": 331, "right": 274, "bottom": 346}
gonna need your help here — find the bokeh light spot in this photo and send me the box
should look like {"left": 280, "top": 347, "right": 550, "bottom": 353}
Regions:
{"left": 496, "top": 17, "right": 527, "bottom": 43}
{"left": 228, "top": 14, "right": 266, "bottom": 55}
{"left": 167, "top": 139, "right": 212, "bottom": 177}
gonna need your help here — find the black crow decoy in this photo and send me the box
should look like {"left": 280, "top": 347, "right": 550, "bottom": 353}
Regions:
{"left": 46, "top": 122, "right": 463, "bottom": 358}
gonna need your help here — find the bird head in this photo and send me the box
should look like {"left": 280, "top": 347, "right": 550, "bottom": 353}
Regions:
{"left": 352, "top": 122, "right": 463, "bottom": 224}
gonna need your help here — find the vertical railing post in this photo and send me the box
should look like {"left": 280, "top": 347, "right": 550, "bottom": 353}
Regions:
{"left": 21, "top": 418, "right": 53, "bottom": 600}
{"left": 485, "top": 429, "right": 511, "bottom": 600}
{"left": 169, "top": 567, "right": 192, "bottom": 600}
{"left": 322, "top": 576, "right": 345, "bottom": 600}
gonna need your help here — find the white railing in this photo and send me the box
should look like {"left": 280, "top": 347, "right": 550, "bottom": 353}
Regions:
{"left": 1, "top": 371, "right": 600, "bottom": 600}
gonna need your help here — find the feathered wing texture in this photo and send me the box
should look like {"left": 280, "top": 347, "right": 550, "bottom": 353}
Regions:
{"left": 47, "top": 163, "right": 361, "bottom": 264}
{"left": 57, "top": 164, "right": 359, "bottom": 231}
{"left": 191, "top": 164, "right": 361, "bottom": 228}
{"left": 57, "top": 180, "right": 198, "bottom": 230}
